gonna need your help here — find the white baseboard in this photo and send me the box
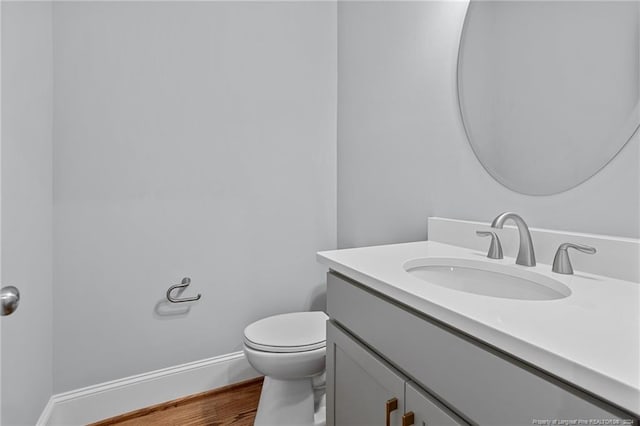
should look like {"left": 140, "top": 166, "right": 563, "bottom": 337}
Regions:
{"left": 37, "top": 351, "right": 259, "bottom": 426}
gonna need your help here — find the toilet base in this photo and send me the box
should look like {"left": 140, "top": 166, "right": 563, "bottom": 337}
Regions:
{"left": 254, "top": 376, "right": 326, "bottom": 426}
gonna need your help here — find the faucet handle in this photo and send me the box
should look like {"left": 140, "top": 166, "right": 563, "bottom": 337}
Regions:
{"left": 552, "top": 243, "right": 596, "bottom": 275}
{"left": 476, "top": 231, "right": 503, "bottom": 260}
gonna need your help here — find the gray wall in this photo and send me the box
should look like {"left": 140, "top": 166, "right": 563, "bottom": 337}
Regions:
{"left": 3, "top": 0, "right": 637, "bottom": 408}
{"left": 337, "top": 1, "right": 640, "bottom": 249}
{"left": 1, "top": 2, "right": 53, "bottom": 424}
{"left": 53, "top": 1, "right": 336, "bottom": 392}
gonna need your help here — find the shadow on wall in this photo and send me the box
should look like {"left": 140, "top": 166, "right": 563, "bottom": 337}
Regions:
{"left": 308, "top": 282, "right": 327, "bottom": 313}
{"left": 154, "top": 286, "right": 192, "bottom": 319}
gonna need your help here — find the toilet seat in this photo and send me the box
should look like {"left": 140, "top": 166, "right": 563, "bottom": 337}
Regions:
{"left": 244, "top": 311, "right": 328, "bottom": 353}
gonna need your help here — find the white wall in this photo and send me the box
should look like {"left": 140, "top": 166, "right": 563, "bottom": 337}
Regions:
{"left": 52, "top": 1, "right": 336, "bottom": 392}
{"left": 1, "top": 2, "right": 54, "bottom": 424}
{"left": 337, "top": 1, "right": 640, "bottom": 249}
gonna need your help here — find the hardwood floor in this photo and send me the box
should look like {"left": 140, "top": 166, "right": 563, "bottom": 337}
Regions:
{"left": 89, "top": 377, "right": 264, "bottom": 426}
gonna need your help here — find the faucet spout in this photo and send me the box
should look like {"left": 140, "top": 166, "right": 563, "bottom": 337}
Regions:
{"left": 490, "top": 212, "right": 536, "bottom": 266}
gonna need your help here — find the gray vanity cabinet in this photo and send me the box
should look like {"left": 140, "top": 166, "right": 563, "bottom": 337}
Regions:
{"left": 327, "top": 320, "right": 405, "bottom": 426}
{"left": 405, "top": 382, "right": 468, "bottom": 426}
{"left": 327, "top": 320, "right": 468, "bottom": 426}
{"left": 326, "top": 271, "right": 637, "bottom": 426}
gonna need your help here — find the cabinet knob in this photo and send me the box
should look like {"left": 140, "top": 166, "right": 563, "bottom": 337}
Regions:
{"left": 385, "top": 398, "right": 398, "bottom": 426}
{"left": 402, "top": 411, "right": 415, "bottom": 426}
{"left": 1, "top": 285, "right": 20, "bottom": 316}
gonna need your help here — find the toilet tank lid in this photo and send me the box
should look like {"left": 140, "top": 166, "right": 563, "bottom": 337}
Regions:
{"left": 243, "top": 311, "right": 328, "bottom": 350}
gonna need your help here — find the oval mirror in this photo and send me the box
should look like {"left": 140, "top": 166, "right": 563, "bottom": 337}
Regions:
{"left": 457, "top": 0, "right": 640, "bottom": 195}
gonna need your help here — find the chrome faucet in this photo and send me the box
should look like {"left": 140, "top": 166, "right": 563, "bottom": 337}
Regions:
{"left": 476, "top": 231, "right": 503, "bottom": 259}
{"left": 552, "top": 243, "right": 596, "bottom": 274}
{"left": 490, "top": 212, "right": 536, "bottom": 266}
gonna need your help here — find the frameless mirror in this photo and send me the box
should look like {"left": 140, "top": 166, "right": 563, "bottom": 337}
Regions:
{"left": 457, "top": 0, "right": 640, "bottom": 195}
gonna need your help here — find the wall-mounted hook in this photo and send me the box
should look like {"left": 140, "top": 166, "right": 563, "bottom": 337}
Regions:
{"left": 166, "top": 277, "right": 202, "bottom": 303}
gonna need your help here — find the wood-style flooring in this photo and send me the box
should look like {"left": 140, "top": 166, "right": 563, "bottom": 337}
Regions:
{"left": 89, "top": 377, "right": 264, "bottom": 426}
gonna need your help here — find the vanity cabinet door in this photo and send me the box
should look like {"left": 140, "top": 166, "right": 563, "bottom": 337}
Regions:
{"left": 404, "top": 382, "right": 468, "bottom": 426}
{"left": 327, "top": 321, "right": 406, "bottom": 426}
{"left": 328, "top": 272, "right": 635, "bottom": 424}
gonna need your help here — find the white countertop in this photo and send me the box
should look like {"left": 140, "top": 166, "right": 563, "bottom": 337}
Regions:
{"left": 317, "top": 241, "right": 640, "bottom": 416}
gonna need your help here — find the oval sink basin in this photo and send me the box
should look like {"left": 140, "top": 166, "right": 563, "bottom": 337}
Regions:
{"left": 404, "top": 258, "right": 571, "bottom": 301}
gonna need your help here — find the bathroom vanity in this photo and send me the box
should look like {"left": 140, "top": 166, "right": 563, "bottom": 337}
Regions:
{"left": 318, "top": 218, "right": 640, "bottom": 426}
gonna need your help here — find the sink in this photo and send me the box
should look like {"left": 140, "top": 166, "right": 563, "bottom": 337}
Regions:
{"left": 404, "top": 258, "right": 571, "bottom": 301}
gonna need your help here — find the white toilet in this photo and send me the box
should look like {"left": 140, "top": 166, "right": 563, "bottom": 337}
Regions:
{"left": 243, "top": 311, "right": 329, "bottom": 426}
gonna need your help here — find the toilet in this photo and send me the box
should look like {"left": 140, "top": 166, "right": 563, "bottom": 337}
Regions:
{"left": 243, "top": 311, "right": 329, "bottom": 426}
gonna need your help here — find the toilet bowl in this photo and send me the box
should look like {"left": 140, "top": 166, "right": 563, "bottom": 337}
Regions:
{"left": 243, "top": 311, "right": 329, "bottom": 426}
